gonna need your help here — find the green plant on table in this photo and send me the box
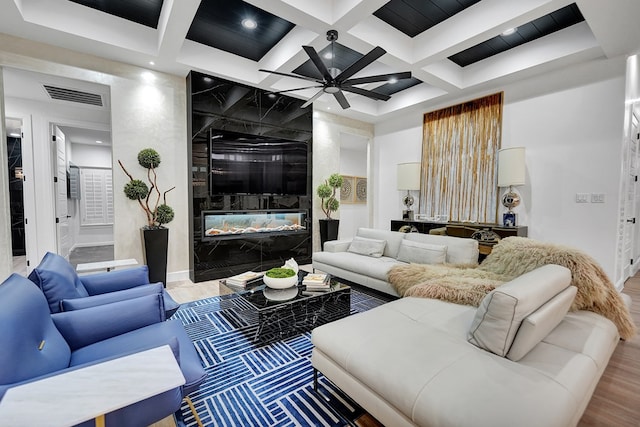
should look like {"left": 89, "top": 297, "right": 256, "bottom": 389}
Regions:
{"left": 265, "top": 267, "right": 296, "bottom": 278}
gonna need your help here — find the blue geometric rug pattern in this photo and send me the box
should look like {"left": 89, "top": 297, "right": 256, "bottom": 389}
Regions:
{"left": 173, "top": 287, "right": 391, "bottom": 426}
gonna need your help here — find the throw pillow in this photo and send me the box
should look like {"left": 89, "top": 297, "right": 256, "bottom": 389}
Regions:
{"left": 396, "top": 240, "right": 447, "bottom": 264}
{"left": 347, "top": 236, "right": 387, "bottom": 258}
{"left": 467, "top": 264, "right": 571, "bottom": 357}
{"left": 506, "top": 285, "right": 577, "bottom": 361}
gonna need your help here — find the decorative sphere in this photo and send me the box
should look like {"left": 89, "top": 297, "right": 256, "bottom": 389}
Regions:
{"left": 502, "top": 191, "right": 521, "bottom": 210}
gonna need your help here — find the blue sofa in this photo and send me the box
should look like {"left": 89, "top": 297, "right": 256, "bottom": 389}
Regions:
{"left": 0, "top": 273, "right": 206, "bottom": 427}
{"left": 28, "top": 251, "right": 180, "bottom": 317}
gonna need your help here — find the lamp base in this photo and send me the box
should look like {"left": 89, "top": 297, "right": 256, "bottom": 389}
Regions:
{"left": 503, "top": 212, "right": 517, "bottom": 227}
{"left": 403, "top": 210, "right": 414, "bottom": 221}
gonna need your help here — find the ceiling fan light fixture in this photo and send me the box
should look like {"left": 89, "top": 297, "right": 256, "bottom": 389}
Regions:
{"left": 324, "top": 86, "right": 340, "bottom": 94}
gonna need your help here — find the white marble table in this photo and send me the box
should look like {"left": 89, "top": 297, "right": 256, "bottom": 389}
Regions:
{"left": 76, "top": 258, "right": 138, "bottom": 273}
{"left": 0, "top": 345, "right": 185, "bottom": 427}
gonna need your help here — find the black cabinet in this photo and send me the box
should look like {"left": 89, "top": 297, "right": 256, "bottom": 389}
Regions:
{"left": 390, "top": 220, "right": 447, "bottom": 234}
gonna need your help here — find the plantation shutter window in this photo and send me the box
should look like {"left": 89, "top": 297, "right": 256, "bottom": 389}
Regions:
{"left": 80, "top": 168, "right": 113, "bottom": 226}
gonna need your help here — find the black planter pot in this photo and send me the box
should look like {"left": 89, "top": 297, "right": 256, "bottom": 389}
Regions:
{"left": 142, "top": 227, "right": 169, "bottom": 287}
{"left": 319, "top": 219, "right": 339, "bottom": 250}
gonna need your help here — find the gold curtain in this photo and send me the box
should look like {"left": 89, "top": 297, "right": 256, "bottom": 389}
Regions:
{"left": 419, "top": 92, "right": 503, "bottom": 223}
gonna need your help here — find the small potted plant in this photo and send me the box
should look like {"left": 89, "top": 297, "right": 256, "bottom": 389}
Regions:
{"left": 316, "top": 173, "right": 343, "bottom": 249}
{"left": 118, "top": 148, "right": 175, "bottom": 286}
{"left": 263, "top": 267, "right": 298, "bottom": 289}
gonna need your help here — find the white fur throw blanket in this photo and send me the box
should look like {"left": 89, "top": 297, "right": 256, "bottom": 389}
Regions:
{"left": 388, "top": 236, "right": 636, "bottom": 340}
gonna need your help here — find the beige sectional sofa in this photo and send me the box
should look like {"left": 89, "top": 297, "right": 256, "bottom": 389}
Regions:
{"left": 311, "top": 264, "right": 620, "bottom": 427}
{"left": 312, "top": 227, "right": 479, "bottom": 296}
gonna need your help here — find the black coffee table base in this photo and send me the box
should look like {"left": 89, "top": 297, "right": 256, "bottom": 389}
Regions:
{"left": 252, "top": 286, "right": 351, "bottom": 343}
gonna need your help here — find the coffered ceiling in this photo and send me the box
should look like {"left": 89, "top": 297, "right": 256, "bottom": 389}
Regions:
{"left": 1, "top": 0, "right": 639, "bottom": 122}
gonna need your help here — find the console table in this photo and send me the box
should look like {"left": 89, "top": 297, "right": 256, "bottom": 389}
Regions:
{"left": 0, "top": 345, "right": 185, "bottom": 427}
{"left": 391, "top": 220, "right": 528, "bottom": 258}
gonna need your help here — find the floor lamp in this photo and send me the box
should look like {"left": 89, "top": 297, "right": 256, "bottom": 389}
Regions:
{"left": 397, "top": 162, "right": 421, "bottom": 221}
{"left": 497, "top": 147, "right": 525, "bottom": 226}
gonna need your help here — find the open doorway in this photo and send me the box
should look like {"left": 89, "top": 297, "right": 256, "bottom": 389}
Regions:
{"left": 5, "top": 117, "right": 26, "bottom": 273}
{"left": 2, "top": 67, "right": 113, "bottom": 273}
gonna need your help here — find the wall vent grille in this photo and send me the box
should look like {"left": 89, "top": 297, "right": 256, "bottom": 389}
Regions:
{"left": 43, "top": 85, "right": 103, "bottom": 106}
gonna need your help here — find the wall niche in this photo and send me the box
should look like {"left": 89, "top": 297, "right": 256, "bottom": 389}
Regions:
{"left": 187, "top": 71, "right": 313, "bottom": 282}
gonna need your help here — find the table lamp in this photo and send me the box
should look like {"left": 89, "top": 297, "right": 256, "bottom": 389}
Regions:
{"left": 397, "top": 162, "right": 421, "bottom": 221}
{"left": 497, "top": 147, "right": 525, "bottom": 226}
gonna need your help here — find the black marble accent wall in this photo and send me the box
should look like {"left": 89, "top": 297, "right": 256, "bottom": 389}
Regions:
{"left": 187, "top": 71, "right": 313, "bottom": 282}
{"left": 7, "top": 136, "right": 25, "bottom": 256}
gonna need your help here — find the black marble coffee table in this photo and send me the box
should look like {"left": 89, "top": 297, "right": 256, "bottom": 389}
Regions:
{"left": 224, "top": 276, "right": 351, "bottom": 343}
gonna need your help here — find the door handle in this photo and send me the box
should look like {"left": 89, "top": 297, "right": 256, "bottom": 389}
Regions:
{"left": 627, "top": 218, "right": 636, "bottom": 224}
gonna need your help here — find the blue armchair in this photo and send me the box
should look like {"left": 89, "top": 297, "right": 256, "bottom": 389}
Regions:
{"left": 28, "top": 252, "right": 180, "bottom": 317}
{"left": 0, "top": 273, "right": 206, "bottom": 427}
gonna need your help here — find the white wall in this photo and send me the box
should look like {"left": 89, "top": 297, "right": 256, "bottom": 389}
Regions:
{"left": 373, "top": 67, "right": 626, "bottom": 281}
{"left": 339, "top": 142, "right": 368, "bottom": 239}
{"left": 312, "top": 111, "right": 373, "bottom": 250}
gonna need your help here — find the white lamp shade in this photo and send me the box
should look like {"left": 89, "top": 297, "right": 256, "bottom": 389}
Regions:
{"left": 498, "top": 147, "right": 525, "bottom": 187}
{"left": 397, "top": 162, "right": 421, "bottom": 190}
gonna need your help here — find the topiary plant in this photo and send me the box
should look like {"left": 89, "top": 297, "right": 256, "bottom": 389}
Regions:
{"left": 317, "top": 173, "right": 343, "bottom": 219}
{"left": 118, "top": 148, "right": 175, "bottom": 229}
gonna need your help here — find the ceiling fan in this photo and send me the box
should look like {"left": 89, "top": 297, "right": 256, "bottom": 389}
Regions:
{"left": 259, "top": 30, "right": 412, "bottom": 109}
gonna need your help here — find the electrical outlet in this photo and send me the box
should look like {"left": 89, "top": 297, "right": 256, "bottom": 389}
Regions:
{"left": 591, "top": 193, "right": 605, "bottom": 203}
{"left": 576, "top": 193, "right": 589, "bottom": 203}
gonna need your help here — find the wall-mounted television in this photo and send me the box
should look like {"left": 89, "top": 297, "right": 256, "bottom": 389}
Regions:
{"left": 209, "top": 130, "right": 309, "bottom": 196}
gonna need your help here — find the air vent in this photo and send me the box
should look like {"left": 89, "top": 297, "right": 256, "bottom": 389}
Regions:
{"left": 43, "top": 85, "right": 103, "bottom": 107}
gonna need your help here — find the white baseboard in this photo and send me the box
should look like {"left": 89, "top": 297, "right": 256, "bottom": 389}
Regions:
{"left": 167, "top": 269, "right": 191, "bottom": 284}
{"left": 70, "top": 242, "right": 114, "bottom": 251}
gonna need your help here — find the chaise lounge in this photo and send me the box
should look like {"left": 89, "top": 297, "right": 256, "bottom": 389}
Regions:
{"left": 312, "top": 264, "right": 621, "bottom": 427}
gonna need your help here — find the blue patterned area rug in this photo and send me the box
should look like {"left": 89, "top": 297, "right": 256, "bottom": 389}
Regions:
{"left": 172, "top": 287, "right": 391, "bottom": 427}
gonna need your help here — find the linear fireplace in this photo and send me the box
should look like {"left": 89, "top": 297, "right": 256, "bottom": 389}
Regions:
{"left": 202, "top": 210, "right": 307, "bottom": 241}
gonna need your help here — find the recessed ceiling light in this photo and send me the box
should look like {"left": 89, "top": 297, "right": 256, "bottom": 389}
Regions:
{"left": 142, "top": 71, "right": 155, "bottom": 81}
{"left": 502, "top": 28, "right": 517, "bottom": 36}
{"left": 95, "top": 140, "right": 103, "bottom": 144}
{"left": 149, "top": 61, "right": 155, "bottom": 66}
{"left": 242, "top": 18, "right": 257, "bottom": 29}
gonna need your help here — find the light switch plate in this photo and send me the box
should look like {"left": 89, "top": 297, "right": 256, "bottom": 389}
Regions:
{"left": 591, "top": 193, "right": 605, "bottom": 203}
{"left": 576, "top": 193, "right": 589, "bottom": 203}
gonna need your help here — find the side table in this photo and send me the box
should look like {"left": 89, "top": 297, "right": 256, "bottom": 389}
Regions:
{"left": 0, "top": 345, "right": 185, "bottom": 427}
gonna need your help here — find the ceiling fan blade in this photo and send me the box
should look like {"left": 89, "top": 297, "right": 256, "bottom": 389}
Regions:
{"left": 335, "top": 46, "right": 386, "bottom": 83}
{"left": 343, "top": 71, "right": 412, "bottom": 86}
{"left": 340, "top": 85, "right": 390, "bottom": 101}
{"left": 269, "top": 85, "right": 323, "bottom": 95}
{"left": 333, "top": 91, "right": 350, "bottom": 109}
{"left": 258, "top": 69, "right": 322, "bottom": 84}
{"left": 301, "top": 89, "right": 325, "bottom": 108}
{"left": 302, "top": 46, "right": 332, "bottom": 81}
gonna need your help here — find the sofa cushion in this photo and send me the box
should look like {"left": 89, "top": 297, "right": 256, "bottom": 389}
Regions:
{"left": 28, "top": 252, "right": 90, "bottom": 313}
{"left": 467, "top": 264, "right": 572, "bottom": 356}
{"left": 313, "top": 251, "right": 401, "bottom": 282}
{"left": 396, "top": 240, "right": 447, "bottom": 264}
{"left": 404, "top": 233, "right": 478, "bottom": 264}
{"left": 357, "top": 228, "right": 405, "bottom": 258}
{"left": 348, "top": 236, "right": 387, "bottom": 258}
{"left": 506, "top": 285, "right": 577, "bottom": 361}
